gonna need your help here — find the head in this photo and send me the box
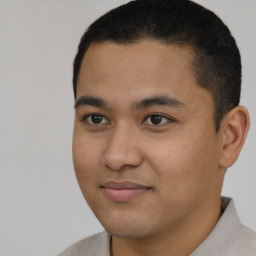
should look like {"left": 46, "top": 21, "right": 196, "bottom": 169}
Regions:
{"left": 73, "top": 0, "right": 242, "bottom": 131}
{"left": 71, "top": 0, "right": 249, "bottom": 243}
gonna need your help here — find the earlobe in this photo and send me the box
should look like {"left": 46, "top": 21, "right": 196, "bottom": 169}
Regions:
{"left": 218, "top": 106, "right": 250, "bottom": 168}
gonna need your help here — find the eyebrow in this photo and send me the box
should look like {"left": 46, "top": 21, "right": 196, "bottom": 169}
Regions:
{"left": 132, "top": 95, "right": 185, "bottom": 110}
{"left": 74, "top": 96, "right": 108, "bottom": 109}
{"left": 74, "top": 95, "right": 185, "bottom": 110}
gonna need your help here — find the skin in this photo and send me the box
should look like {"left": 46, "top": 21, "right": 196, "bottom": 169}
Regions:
{"left": 72, "top": 40, "right": 250, "bottom": 256}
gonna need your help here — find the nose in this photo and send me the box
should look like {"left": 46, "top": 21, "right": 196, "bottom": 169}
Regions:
{"left": 102, "top": 125, "right": 143, "bottom": 171}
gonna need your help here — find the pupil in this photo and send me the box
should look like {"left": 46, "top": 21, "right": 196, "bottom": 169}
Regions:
{"left": 91, "top": 115, "right": 102, "bottom": 124}
{"left": 151, "top": 115, "right": 162, "bottom": 125}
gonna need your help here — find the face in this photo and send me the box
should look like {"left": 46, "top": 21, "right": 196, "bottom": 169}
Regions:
{"left": 73, "top": 40, "right": 224, "bottom": 239}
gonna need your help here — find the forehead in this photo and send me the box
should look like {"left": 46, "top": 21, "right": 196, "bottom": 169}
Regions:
{"left": 76, "top": 40, "right": 213, "bottom": 114}
{"left": 79, "top": 40, "right": 195, "bottom": 84}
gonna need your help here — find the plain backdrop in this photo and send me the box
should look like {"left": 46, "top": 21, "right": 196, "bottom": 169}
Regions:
{"left": 0, "top": 1, "right": 255, "bottom": 255}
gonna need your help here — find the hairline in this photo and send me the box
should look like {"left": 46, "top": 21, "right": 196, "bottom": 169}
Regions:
{"left": 75, "top": 38, "right": 220, "bottom": 130}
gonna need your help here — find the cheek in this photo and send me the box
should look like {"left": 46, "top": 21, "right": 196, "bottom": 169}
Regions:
{"left": 72, "top": 131, "right": 102, "bottom": 182}
{"left": 145, "top": 130, "right": 219, "bottom": 196}
{"left": 72, "top": 134, "right": 104, "bottom": 207}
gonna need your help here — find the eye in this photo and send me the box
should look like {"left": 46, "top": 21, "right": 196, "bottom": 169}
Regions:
{"left": 143, "top": 114, "right": 171, "bottom": 125}
{"left": 82, "top": 114, "right": 109, "bottom": 125}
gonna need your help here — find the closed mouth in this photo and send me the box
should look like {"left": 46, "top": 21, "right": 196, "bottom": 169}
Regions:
{"left": 101, "top": 180, "right": 152, "bottom": 202}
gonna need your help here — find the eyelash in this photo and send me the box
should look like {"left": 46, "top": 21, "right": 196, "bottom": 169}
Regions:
{"left": 81, "top": 113, "right": 174, "bottom": 126}
{"left": 143, "top": 114, "right": 173, "bottom": 126}
{"left": 81, "top": 114, "right": 109, "bottom": 125}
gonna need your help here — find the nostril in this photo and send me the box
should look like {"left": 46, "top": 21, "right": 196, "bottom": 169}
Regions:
{"left": 102, "top": 148, "right": 143, "bottom": 171}
{"left": 102, "top": 129, "right": 143, "bottom": 170}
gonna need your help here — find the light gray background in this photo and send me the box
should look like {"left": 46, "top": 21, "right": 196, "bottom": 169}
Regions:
{"left": 0, "top": 1, "right": 255, "bottom": 255}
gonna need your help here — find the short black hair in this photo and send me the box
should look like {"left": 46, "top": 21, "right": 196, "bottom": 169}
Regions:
{"left": 73, "top": 0, "right": 241, "bottom": 130}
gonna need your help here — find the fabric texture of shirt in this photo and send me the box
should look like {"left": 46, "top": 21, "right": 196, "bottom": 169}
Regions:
{"left": 58, "top": 197, "right": 256, "bottom": 256}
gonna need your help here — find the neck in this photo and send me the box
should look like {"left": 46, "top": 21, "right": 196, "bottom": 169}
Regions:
{"left": 111, "top": 197, "right": 222, "bottom": 256}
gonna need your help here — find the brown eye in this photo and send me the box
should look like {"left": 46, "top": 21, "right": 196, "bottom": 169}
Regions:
{"left": 150, "top": 115, "right": 163, "bottom": 125}
{"left": 91, "top": 115, "right": 103, "bottom": 124}
{"left": 144, "top": 114, "right": 171, "bottom": 125}
{"left": 84, "top": 114, "right": 108, "bottom": 125}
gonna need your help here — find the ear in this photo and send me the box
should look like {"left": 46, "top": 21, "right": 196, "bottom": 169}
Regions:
{"left": 218, "top": 106, "right": 250, "bottom": 168}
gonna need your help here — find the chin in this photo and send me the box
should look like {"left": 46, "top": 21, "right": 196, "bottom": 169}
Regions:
{"left": 105, "top": 226, "right": 152, "bottom": 239}
{"left": 99, "top": 213, "right": 157, "bottom": 239}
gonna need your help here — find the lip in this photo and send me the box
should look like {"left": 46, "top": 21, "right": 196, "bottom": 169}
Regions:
{"left": 101, "top": 181, "right": 151, "bottom": 202}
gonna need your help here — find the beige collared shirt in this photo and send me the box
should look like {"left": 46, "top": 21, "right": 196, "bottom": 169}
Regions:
{"left": 59, "top": 197, "right": 256, "bottom": 256}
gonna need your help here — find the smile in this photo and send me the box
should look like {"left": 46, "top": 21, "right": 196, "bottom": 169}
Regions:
{"left": 101, "top": 181, "right": 151, "bottom": 202}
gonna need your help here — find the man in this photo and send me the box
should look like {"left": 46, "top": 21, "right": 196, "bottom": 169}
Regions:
{"left": 59, "top": 0, "right": 256, "bottom": 255}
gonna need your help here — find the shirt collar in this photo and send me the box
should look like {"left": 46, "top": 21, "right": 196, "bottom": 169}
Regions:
{"left": 106, "top": 197, "right": 243, "bottom": 256}
{"left": 190, "top": 197, "right": 243, "bottom": 255}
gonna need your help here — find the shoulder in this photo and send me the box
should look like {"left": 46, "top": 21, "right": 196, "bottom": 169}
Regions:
{"left": 240, "top": 225, "right": 256, "bottom": 255}
{"left": 58, "top": 231, "right": 110, "bottom": 256}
